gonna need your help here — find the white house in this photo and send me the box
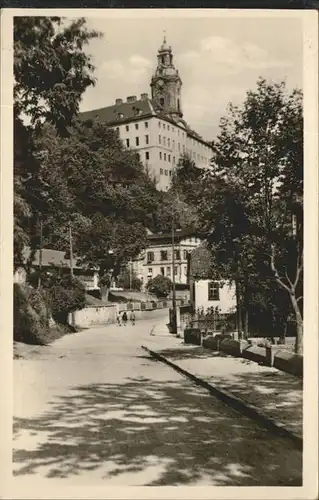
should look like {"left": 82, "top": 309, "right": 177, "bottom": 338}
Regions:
{"left": 188, "top": 244, "right": 236, "bottom": 315}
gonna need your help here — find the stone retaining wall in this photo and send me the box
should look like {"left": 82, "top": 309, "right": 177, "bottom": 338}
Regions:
{"left": 201, "top": 334, "right": 303, "bottom": 378}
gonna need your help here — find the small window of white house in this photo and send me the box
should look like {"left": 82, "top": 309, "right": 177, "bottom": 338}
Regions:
{"left": 145, "top": 151, "right": 150, "bottom": 160}
{"left": 208, "top": 282, "right": 220, "bottom": 301}
{"left": 126, "top": 125, "right": 129, "bottom": 132}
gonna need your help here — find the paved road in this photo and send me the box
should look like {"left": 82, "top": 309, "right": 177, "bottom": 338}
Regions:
{"left": 13, "top": 312, "right": 302, "bottom": 486}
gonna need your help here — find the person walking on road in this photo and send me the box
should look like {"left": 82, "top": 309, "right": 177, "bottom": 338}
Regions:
{"left": 130, "top": 310, "right": 135, "bottom": 326}
{"left": 122, "top": 311, "right": 128, "bottom": 326}
{"left": 116, "top": 313, "right": 122, "bottom": 327}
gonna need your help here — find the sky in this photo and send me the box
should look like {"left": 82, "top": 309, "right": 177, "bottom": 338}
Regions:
{"left": 79, "top": 15, "right": 303, "bottom": 141}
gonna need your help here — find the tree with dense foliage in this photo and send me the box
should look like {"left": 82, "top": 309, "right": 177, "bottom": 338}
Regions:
{"left": 14, "top": 17, "right": 100, "bottom": 269}
{"left": 30, "top": 118, "right": 159, "bottom": 301}
{"left": 117, "top": 268, "right": 143, "bottom": 291}
{"left": 194, "top": 79, "right": 303, "bottom": 352}
{"left": 147, "top": 274, "right": 172, "bottom": 298}
{"left": 14, "top": 16, "right": 100, "bottom": 132}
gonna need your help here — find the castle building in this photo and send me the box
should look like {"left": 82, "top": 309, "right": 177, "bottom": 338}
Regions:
{"left": 80, "top": 37, "right": 213, "bottom": 191}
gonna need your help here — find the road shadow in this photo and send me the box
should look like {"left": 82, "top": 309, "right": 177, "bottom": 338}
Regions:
{"left": 155, "top": 348, "right": 303, "bottom": 439}
{"left": 210, "top": 369, "right": 303, "bottom": 438}
{"left": 13, "top": 373, "right": 302, "bottom": 485}
{"left": 156, "top": 346, "right": 229, "bottom": 360}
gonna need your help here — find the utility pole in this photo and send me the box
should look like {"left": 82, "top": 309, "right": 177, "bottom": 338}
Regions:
{"left": 69, "top": 221, "right": 74, "bottom": 278}
{"left": 38, "top": 218, "right": 43, "bottom": 289}
{"left": 171, "top": 212, "right": 177, "bottom": 334}
{"left": 129, "top": 259, "right": 132, "bottom": 290}
{"left": 69, "top": 221, "right": 75, "bottom": 328}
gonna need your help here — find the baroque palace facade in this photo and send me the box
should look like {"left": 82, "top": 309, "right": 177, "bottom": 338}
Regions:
{"left": 80, "top": 37, "right": 213, "bottom": 191}
{"left": 80, "top": 37, "right": 211, "bottom": 288}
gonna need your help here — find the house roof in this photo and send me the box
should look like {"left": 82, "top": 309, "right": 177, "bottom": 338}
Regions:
{"left": 22, "top": 248, "right": 85, "bottom": 270}
{"left": 188, "top": 243, "right": 222, "bottom": 281}
{"left": 79, "top": 98, "right": 157, "bottom": 126}
{"left": 147, "top": 229, "right": 196, "bottom": 245}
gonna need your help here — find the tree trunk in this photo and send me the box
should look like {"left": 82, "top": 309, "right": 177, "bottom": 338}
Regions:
{"left": 100, "top": 286, "right": 110, "bottom": 303}
{"left": 235, "top": 279, "right": 243, "bottom": 339}
{"left": 290, "top": 293, "right": 303, "bottom": 354}
{"left": 243, "top": 309, "right": 249, "bottom": 339}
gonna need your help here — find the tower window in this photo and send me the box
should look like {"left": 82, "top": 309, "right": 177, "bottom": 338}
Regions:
{"left": 145, "top": 135, "right": 149, "bottom": 145}
{"left": 126, "top": 125, "right": 129, "bottom": 132}
{"left": 136, "top": 137, "right": 139, "bottom": 146}
{"left": 145, "top": 151, "right": 150, "bottom": 160}
{"left": 160, "top": 98, "right": 164, "bottom": 107}
{"left": 135, "top": 123, "right": 139, "bottom": 130}
{"left": 145, "top": 121, "right": 149, "bottom": 128}
{"left": 126, "top": 138, "right": 130, "bottom": 148}
{"left": 161, "top": 56, "right": 165, "bottom": 64}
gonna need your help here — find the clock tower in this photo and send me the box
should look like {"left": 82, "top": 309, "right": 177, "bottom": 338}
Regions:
{"left": 150, "top": 36, "right": 183, "bottom": 120}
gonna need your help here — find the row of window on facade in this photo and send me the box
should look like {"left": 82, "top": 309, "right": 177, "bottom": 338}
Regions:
{"left": 147, "top": 249, "right": 189, "bottom": 262}
{"left": 158, "top": 121, "right": 185, "bottom": 136}
{"left": 148, "top": 265, "right": 188, "bottom": 277}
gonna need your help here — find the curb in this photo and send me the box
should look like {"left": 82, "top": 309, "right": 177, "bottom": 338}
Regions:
{"left": 141, "top": 345, "right": 302, "bottom": 451}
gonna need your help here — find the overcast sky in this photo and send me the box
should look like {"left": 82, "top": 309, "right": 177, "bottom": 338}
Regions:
{"left": 80, "top": 15, "right": 303, "bottom": 141}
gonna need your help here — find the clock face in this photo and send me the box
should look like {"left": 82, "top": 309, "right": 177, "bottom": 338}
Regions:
{"left": 158, "top": 79, "right": 164, "bottom": 87}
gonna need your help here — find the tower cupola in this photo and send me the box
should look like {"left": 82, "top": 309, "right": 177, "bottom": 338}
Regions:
{"left": 150, "top": 36, "right": 183, "bottom": 119}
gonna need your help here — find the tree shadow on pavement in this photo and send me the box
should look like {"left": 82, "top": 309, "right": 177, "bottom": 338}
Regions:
{"left": 13, "top": 374, "right": 302, "bottom": 485}
{"left": 210, "top": 369, "right": 303, "bottom": 439}
{"left": 156, "top": 347, "right": 229, "bottom": 360}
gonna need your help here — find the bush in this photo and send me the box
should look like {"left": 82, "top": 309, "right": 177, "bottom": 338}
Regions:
{"left": 14, "top": 283, "right": 48, "bottom": 344}
{"left": 146, "top": 274, "right": 172, "bottom": 298}
{"left": 47, "top": 274, "right": 86, "bottom": 324}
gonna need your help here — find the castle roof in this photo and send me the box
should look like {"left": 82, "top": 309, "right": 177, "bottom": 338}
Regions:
{"left": 79, "top": 98, "right": 211, "bottom": 147}
{"left": 79, "top": 98, "right": 156, "bottom": 126}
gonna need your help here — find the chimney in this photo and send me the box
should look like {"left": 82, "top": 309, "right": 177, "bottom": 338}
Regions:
{"left": 127, "top": 96, "right": 137, "bottom": 103}
{"left": 115, "top": 98, "right": 123, "bottom": 105}
{"left": 141, "top": 93, "right": 148, "bottom": 100}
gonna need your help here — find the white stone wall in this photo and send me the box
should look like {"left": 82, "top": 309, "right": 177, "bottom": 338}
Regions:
{"left": 69, "top": 305, "right": 117, "bottom": 328}
{"left": 194, "top": 279, "right": 236, "bottom": 314}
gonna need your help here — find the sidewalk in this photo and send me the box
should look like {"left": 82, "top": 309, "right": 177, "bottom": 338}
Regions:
{"left": 144, "top": 332, "right": 303, "bottom": 441}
